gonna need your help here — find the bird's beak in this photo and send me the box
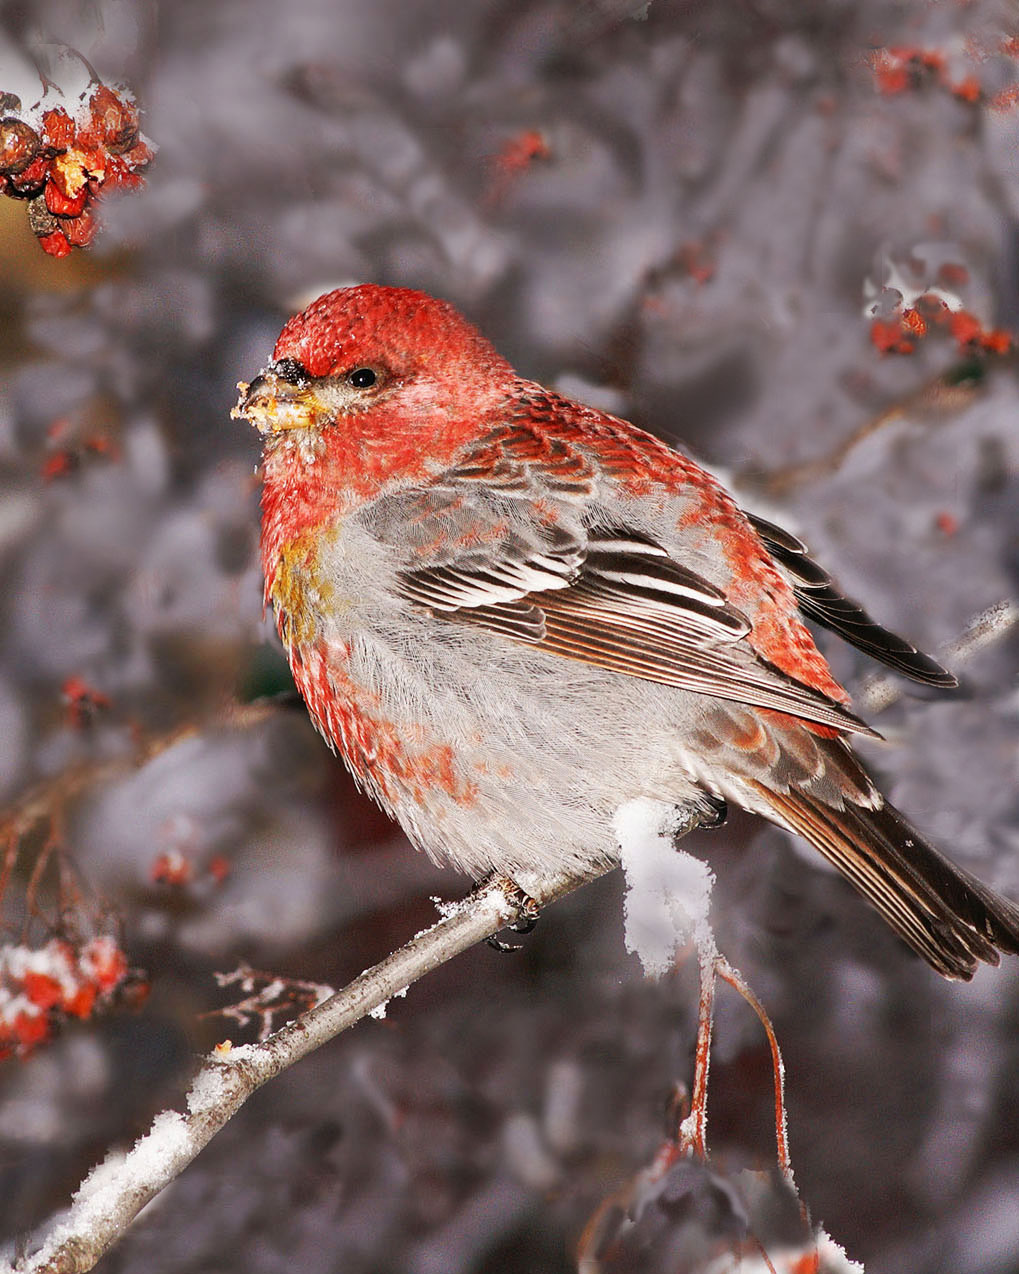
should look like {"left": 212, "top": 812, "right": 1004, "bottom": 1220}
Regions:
{"left": 231, "top": 369, "right": 322, "bottom": 434}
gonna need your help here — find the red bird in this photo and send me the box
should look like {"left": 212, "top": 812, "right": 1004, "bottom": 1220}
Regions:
{"left": 235, "top": 284, "right": 1019, "bottom": 980}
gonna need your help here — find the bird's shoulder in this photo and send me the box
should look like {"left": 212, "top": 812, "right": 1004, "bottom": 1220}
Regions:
{"left": 454, "top": 382, "right": 711, "bottom": 500}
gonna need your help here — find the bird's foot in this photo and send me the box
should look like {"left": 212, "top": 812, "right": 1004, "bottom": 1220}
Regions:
{"left": 476, "top": 874, "right": 541, "bottom": 951}
{"left": 698, "top": 794, "right": 728, "bottom": 829}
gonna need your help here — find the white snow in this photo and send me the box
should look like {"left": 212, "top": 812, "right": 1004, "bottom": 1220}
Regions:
{"left": 25, "top": 1111, "right": 190, "bottom": 1269}
{"left": 614, "top": 798, "right": 716, "bottom": 979}
{"left": 0, "top": 38, "right": 111, "bottom": 132}
{"left": 702, "top": 1230, "right": 865, "bottom": 1272}
{"left": 4, "top": 941, "right": 75, "bottom": 993}
{"left": 862, "top": 248, "right": 965, "bottom": 318}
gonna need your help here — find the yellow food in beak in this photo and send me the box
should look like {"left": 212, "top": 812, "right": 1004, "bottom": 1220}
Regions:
{"left": 232, "top": 371, "right": 321, "bottom": 433}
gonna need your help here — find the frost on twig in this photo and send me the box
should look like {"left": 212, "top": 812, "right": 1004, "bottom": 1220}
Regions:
{"left": 207, "top": 964, "right": 336, "bottom": 1042}
{"left": 5, "top": 863, "right": 614, "bottom": 1274}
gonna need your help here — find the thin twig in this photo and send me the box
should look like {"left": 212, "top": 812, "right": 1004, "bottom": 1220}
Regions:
{"left": 1, "top": 698, "right": 285, "bottom": 859}
{"left": 0, "top": 697, "right": 287, "bottom": 932}
{"left": 750, "top": 372, "right": 983, "bottom": 497}
{"left": 715, "top": 954, "right": 793, "bottom": 1190}
{"left": 860, "top": 598, "right": 1019, "bottom": 714}
{"left": 678, "top": 941, "right": 716, "bottom": 1160}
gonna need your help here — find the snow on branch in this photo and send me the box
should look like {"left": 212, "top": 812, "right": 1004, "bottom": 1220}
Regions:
{"left": 615, "top": 797, "right": 716, "bottom": 979}
{"left": 5, "top": 862, "right": 625, "bottom": 1274}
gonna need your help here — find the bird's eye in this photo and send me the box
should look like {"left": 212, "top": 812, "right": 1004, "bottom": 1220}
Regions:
{"left": 272, "top": 358, "right": 309, "bottom": 385}
{"left": 347, "top": 367, "right": 377, "bottom": 389}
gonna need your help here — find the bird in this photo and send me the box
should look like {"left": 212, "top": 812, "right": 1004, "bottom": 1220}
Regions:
{"left": 234, "top": 283, "right": 1019, "bottom": 981}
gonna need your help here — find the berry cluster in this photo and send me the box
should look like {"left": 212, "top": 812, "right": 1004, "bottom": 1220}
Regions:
{"left": 871, "top": 39, "right": 1019, "bottom": 111}
{"left": 871, "top": 46, "right": 982, "bottom": 103}
{"left": 61, "top": 675, "right": 112, "bottom": 728}
{"left": 0, "top": 935, "right": 132, "bottom": 1060}
{"left": 0, "top": 81, "right": 153, "bottom": 258}
{"left": 871, "top": 297, "right": 1012, "bottom": 357}
{"left": 865, "top": 253, "right": 1013, "bottom": 358}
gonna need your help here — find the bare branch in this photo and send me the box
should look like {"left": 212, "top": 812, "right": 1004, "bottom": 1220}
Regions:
{"left": 752, "top": 372, "right": 985, "bottom": 497}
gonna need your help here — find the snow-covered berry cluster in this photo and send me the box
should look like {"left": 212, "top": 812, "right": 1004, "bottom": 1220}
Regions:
{"left": 0, "top": 57, "right": 152, "bottom": 258}
{"left": 0, "top": 935, "right": 132, "bottom": 1060}
{"left": 864, "top": 251, "right": 1013, "bottom": 357}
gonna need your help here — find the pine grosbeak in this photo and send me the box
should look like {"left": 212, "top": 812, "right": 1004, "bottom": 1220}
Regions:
{"left": 235, "top": 284, "right": 1019, "bottom": 980}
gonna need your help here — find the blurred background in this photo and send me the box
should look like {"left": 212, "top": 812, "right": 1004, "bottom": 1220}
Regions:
{"left": 1, "top": 1, "right": 1018, "bottom": 1270}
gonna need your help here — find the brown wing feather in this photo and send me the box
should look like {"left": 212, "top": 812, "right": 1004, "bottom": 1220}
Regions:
{"left": 530, "top": 583, "right": 876, "bottom": 735}
{"left": 756, "top": 783, "right": 1019, "bottom": 979}
{"left": 396, "top": 513, "right": 878, "bottom": 738}
{"left": 375, "top": 452, "right": 885, "bottom": 737}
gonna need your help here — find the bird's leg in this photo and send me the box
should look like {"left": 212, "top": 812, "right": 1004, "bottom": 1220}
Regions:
{"left": 474, "top": 873, "right": 541, "bottom": 951}
{"left": 698, "top": 794, "right": 729, "bottom": 828}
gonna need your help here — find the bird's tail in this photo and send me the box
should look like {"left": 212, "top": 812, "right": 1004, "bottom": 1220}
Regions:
{"left": 756, "top": 784, "right": 1019, "bottom": 980}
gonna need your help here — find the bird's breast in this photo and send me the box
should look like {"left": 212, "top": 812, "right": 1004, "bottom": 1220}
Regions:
{"left": 265, "top": 527, "right": 335, "bottom": 649}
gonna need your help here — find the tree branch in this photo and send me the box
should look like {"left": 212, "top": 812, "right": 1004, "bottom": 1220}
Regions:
{"left": 6, "top": 863, "right": 615, "bottom": 1274}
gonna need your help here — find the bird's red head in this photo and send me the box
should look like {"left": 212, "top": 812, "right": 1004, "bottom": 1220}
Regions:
{"left": 234, "top": 284, "right": 521, "bottom": 563}
{"left": 235, "top": 284, "right": 515, "bottom": 449}
{"left": 272, "top": 284, "right": 510, "bottom": 383}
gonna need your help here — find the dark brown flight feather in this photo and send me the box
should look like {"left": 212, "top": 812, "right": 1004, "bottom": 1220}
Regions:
{"left": 758, "top": 781, "right": 1019, "bottom": 979}
{"left": 748, "top": 513, "right": 958, "bottom": 688}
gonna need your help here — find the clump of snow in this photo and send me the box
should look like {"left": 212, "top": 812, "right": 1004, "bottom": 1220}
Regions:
{"left": 186, "top": 1059, "right": 240, "bottom": 1117}
{"left": 863, "top": 247, "right": 966, "bottom": 318}
{"left": 24, "top": 1110, "right": 190, "bottom": 1271}
{"left": 75, "top": 1111, "right": 187, "bottom": 1208}
{"left": 614, "top": 798, "right": 716, "bottom": 979}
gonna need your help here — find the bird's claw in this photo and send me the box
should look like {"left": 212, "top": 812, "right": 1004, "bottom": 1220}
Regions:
{"left": 698, "top": 795, "right": 729, "bottom": 829}
{"left": 479, "top": 875, "right": 541, "bottom": 952}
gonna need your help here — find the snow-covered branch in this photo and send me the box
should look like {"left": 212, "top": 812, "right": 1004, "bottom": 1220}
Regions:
{"left": 7, "top": 863, "right": 621, "bottom": 1274}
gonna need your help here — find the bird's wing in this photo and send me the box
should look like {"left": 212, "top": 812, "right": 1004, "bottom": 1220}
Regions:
{"left": 368, "top": 482, "right": 877, "bottom": 738}
{"left": 747, "top": 514, "right": 957, "bottom": 688}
